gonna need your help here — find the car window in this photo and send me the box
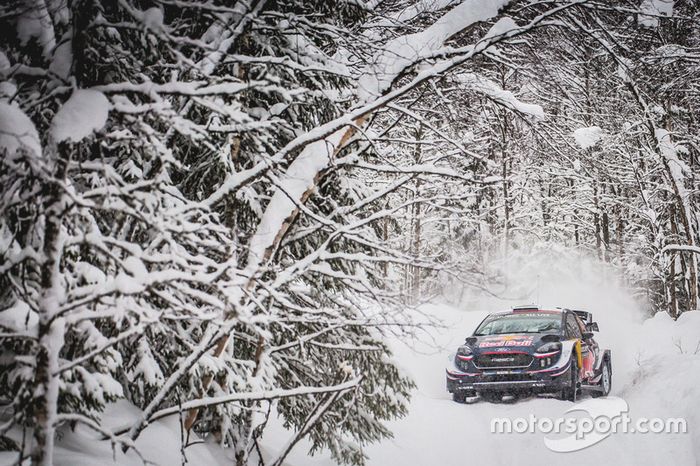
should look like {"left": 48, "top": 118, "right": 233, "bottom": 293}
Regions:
{"left": 474, "top": 313, "right": 561, "bottom": 335}
{"left": 566, "top": 314, "right": 582, "bottom": 339}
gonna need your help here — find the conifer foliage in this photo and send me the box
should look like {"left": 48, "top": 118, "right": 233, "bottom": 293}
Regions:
{"left": 1, "top": 0, "right": 699, "bottom": 465}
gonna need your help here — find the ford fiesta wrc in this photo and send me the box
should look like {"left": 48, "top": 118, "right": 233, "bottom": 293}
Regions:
{"left": 446, "top": 306, "right": 611, "bottom": 403}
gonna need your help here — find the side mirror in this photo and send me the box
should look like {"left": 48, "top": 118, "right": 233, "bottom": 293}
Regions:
{"left": 586, "top": 322, "right": 599, "bottom": 332}
{"left": 582, "top": 331, "right": 594, "bottom": 340}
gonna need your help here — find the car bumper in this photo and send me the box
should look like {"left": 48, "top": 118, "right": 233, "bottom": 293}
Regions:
{"left": 446, "top": 367, "right": 570, "bottom": 394}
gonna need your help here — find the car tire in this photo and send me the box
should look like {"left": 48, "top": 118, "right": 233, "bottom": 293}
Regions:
{"left": 452, "top": 392, "right": 467, "bottom": 403}
{"left": 591, "top": 359, "right": 612, "bottom": 398}
{"left": 561, "top": 357, "right": 579, "bottom": 402}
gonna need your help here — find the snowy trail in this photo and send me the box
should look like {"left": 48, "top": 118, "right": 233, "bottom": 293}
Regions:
{"left": 360, "top": 305, "right": 694, "bottom": 466}
{"left": 273, "top": 257, "right": 700, "bottom": 466}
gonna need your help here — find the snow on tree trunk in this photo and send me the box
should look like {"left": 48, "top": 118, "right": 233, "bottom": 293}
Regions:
{"left": 656, "top": 128, "right": 698, "bottom": 311}
{"left": 31, "top": 148, "right": 67, "bottom": 465}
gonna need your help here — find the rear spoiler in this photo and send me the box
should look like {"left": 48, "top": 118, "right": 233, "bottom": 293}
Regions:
{"left": 512, "top": 304, "right": 539, "bottom": 312}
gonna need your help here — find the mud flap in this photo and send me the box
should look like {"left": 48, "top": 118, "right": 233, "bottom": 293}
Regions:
{"left": 575, "top": 339, "right": 583, "bottom": 371}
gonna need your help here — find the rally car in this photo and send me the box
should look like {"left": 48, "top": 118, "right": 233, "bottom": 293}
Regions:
{"left": 446, "top": 306, "right": 611, "bottom": 403}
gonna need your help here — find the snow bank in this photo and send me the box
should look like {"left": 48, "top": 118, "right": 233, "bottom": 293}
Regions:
{"left": 630, "top": 310, "right": 700, "bottom": 366}
{"left": 573, "top": 126, "right": 603, "bottom": 149}
{"left": 2, "top": 400, "right": 231, "bottom": 465}
{"left": 51, "top": 89, "right": 110, "bottom": 143}
{"left": 0, "top": 101, "right": 42, "bottom": 157}
{"left": 617, "top": 311, "right": 700, "bottom": 463}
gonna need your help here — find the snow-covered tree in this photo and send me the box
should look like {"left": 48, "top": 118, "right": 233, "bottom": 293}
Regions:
{"left": 1, "top": 0, "right": 569, "bottom": 464}
{"left": 3, "top": 0, "right": 698, "bottom": 465}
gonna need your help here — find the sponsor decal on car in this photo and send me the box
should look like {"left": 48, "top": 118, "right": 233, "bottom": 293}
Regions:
{"left": 479, "top": 335, "right": 535, "bottom": 348}
{"left": 490, "top": 357, "right": 516, "bottom": 363}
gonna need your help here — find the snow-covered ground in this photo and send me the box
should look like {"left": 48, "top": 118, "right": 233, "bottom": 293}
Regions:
{"left": 7, "top": 255, "right": 697, "bottom": 466}
{"left": 0, "top": 400, "right": 233, "bottom": 466}
{"left": 266, "top": 254, "right": 700, "bottom": 466}
{"left": 354, "top": 308, "right": 699, "bottom": 466}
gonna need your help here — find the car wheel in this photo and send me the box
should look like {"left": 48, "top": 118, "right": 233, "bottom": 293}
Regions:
{"left": 591, "top": 359, "right": 612, "bottom": 398}
{"left": 452, "top": 392, "right": 467, "bottom": 403}
{"left": 561, "top": 357, "right": 579, "bottom": 402}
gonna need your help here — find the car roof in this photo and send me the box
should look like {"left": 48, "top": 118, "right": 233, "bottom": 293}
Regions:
{"left": 490, "top": 308, "right": 564, "bottom": 317}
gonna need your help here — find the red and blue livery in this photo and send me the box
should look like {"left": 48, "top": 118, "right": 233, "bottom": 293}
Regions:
{"left": 446, "top": 306, "right": 612, "bottom": 402}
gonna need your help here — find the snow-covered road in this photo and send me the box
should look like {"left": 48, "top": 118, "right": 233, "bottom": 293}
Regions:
{"left": 360, "top": 305, "right": 697, "bottom": 466}
{"left": 274, "top": 257, "right": 700, "bottom": 466}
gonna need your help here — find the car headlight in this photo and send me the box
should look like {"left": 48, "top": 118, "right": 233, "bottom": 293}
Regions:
{"left": 536, "top": 342, "right": 562, "bottom": 354}
{"left": 455, "top": 345, "right": 473, "bottom": 370}
{"left": 457, "top": 345, "right": 473, "bottom": 356}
